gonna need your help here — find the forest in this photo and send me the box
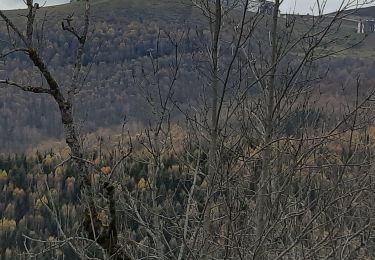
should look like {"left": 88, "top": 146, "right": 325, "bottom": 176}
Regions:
{"left": 0, "top": 0, "right": 374, "bottom": 152}
{"left": 1, "top": 0, "right": 375, "bottom": 259}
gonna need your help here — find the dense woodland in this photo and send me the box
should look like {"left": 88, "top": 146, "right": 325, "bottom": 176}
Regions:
{"left": 0, "top": 0, "right": 199, "bottom": 151}
{"left": 0, "top": 151, "right": 191, "bottom": 259}
{"left": 0, "top": 0, "right": 374, "bottom": 152}
{"left": 2, "top": 0, "right": 375, "bottom": 259}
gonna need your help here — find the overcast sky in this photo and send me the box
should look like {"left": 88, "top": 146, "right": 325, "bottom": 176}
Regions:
{"left": 0, "top": 0, "right": 374, "bottom": 14}
{"left": 281, "top": 0, "right": 375, "bottom": 14}
{"left": 0, "top": 0, "right": 69, "bottom": 10}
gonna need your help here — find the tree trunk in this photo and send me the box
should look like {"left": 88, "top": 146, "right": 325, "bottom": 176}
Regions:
{"left": 255, "top": 1, "right": 280, "bottom": 259}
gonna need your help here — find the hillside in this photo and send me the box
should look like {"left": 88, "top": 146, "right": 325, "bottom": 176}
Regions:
{"left": 0, "top": 0, "right": 199, "bottom": 152}
{"left": 0, "top": 0, "right": 374, "bottom": 152}
{"left": 346, "top": 5, "right": 375, "bottom": 17}
{"left": 2, "top": 1, "right": 375, "bottom": 259}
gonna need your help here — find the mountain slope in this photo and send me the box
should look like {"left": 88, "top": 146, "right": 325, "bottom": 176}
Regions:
{"left": 346, "top": 5, "right": 375, "bottom": 17}
{"left": 0, "top": 0, "right": 374, "bottom": 152}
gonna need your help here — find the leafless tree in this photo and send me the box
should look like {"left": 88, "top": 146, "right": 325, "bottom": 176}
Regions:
{"left": 162, "top": 0, "right": 375, "bottom": 259}
{"left": 0, "top": 1, "right": 132, "bottom": 259}
{"left": 2, "top": 0, "right": 375, "bottom": 259}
